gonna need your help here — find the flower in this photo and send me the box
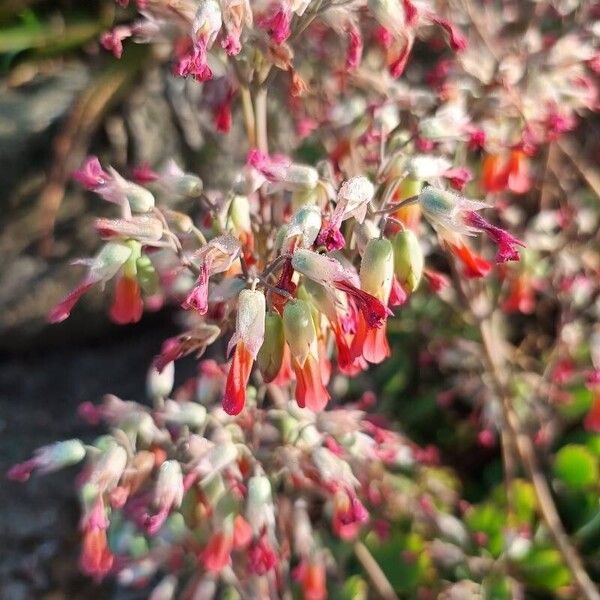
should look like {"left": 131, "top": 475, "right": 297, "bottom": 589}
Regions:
{"left": 350, "top": 238, "right": 394, "bottom": 364}
{"left": 48, "top": 242, "right": 134, "bottom": 323}
{"left": 223, "top": 289, "right": 266, "bottom": 415}
{"left": 7, "top": 440, "right": 86, "bottom": 482}
{"left": 283, "top": 299, "right": 330, "bottom": 411}
{"left": 292, "top": 249, "right": 390, "bottom": 329}
{"left": 463, "top": 211, "right": 525, "bottom": 263}
{"left": 145, "top": 460, "right": 184, "bottom": 535}
{"left": 182, "top": 235, "right": 241, "bottom": 314}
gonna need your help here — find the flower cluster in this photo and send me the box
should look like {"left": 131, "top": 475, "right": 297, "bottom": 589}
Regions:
{"left": 9, "top": 0, "right": 600, "bottom": 597}
{"left": 9, "top": 365, "right": 447, "bottom": 597}
{"left": 51, "top": 150, "right": 522, "bottom": 417}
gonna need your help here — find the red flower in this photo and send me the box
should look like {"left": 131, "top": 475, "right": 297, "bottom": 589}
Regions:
{"left": 110, "top": 275, "right": 144, "bottom": 324}
{"left": 200, "top": 532, "right": 232, "bottom": 572}
{"left": 248, "top": 533, "right": 277, "bottom": 575}
{"left": 293, "top": 560, "right": 327, "bottom": 600}
{"left": 448, "top": 242, "right": 492, "bottom": 279}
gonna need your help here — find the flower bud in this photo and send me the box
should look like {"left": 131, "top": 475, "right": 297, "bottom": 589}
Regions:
{"left": 136, "top": 255, "right": 159, "bottom": 296}
{"left": 291, "top": 188, "right": 318, "bottom": 210}
{"left": 406, "top": 156, "right": 452, "bottom": 180}
{"left": 228, "top": 289, "right": 266, "bottom": 359}
{"left": 7, "top": 439, "right": 87, "bottom": 481}
{"left": 147, "top": 361, "right": 174, "bottom": 400}
{"left": 158, "top": 161, "right": 203, "bottom": 198}
{"left": 89, "top": 242, "right": 133, "bottom": 282}
{"left": 283, "top": 299, "right": 317, "bottom": 365}
{"left": 397, "top": 178, "right": 423, "bottom": 200}
{"left": 95, "top": 214, "right": 164, "bottom": 244}
{"left": 91, "top": 444, "right": 128, "bottom": 491}
{"left": 359, "top": 238, "right": 394, "bottom": 301}
{"left": 246, "top": 474, "right": 274, "bottom": 534}
{"left": 355, "top": 221, "right": 380, "bottom": 256}
{"left": 257, "top": 311, "right": 285, "bottom": 383}
{"left": 154, "top": 460, "right": 184, "bottom": 510}
{"left": 120, "top": 177, "right": 155, "bottom": 213}
{"left": 286, "top": 205, "right": 322, "bottom": 248}
{"left": 392, "top": 230, "right": 423, "bottom": 292}
{"left": 335, "top": 175, "right": 375, "bottom": 224}
{"left": 174, "top": 174, "right": 204, "bottom": 198}
{"left": 228, "top": 194, "right": 252, "bottom": 234}
{"left": 43, "top": 439, "right": 87, "bottom": 471}
{"left": 163, "top": 400, "right": 207, "bottom": 429}
{"left": 280, "top": 164, "right": 319, "bottom": 191}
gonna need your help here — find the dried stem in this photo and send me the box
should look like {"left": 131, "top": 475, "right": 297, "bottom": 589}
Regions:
{"left": 240, "top": 86, "right": 257, "bottom": 149}
{"left": 255, "top": 86, "right": 269, "bottom": 154}
{"left": 354, "top": 542, "right": 400, "bottom": 600}
{"left": 477, "top": 317, "right": 600, "bottom": 600}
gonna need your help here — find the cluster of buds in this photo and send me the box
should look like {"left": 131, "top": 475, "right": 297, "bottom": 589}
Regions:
{"left": 52, "top": 152, "right": 523, "bottom": 419}
{"left": 9, "top": 364, "right": 452, "bottom": 597}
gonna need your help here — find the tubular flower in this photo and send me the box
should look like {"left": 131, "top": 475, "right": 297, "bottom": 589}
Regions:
{"left": 351, "top": 238, "right": 394, "bottom": 364}
{"left": 7, "top": 439, "right": 86, "bottom": 482}
{"left": 417, "top": 186, "right": 498, "bottom": 278}
{"left": 183, "top": 235, "right": 241, "bottom": 313}
{"left": 248, "top": 532, "right": 277, "bottom": 575}
{"left": 463, "top": 211, "right": 525, "bottom": 263}
{"left": 317, "top": 176, "right": 374, "bottom": 249}
{"left": 48, "top": 242, "right": 133, "bottom": 323}
{"left": 200, "top": 531, "right": 233, "bottom": 572}
{"left": 502, "top": 273, "right": 535, "bottom": 314}
{"left": 80, "top": 498, "right": 113, "bottom": 581}
{"left": 145, "top": 460, "right": 184, "bottom": 535}
{"left": 110, "top": 274, "right": 144, "bottom": 324}
{"left": 223, "top": 289, "right": 266, "bottom": 415}
{"left": 257, "top": 2, "right": 291, "bottom": 44}
{"left": 331, "top": 490, "right": 369, "bottom": 540}
{"left": 304, "top": 280, "right": 362, "bottom": 375}
{"left": 293, "top": 559, "right": 327, "bottom": 600}
{"left": 292, "top": 249, "right": 390, "bottom": 329}
{"left": 482, "top": 150, "right": 532, "bottom": 195}
{"left": 283, "top": 299, "right": 330, "bottom": 411}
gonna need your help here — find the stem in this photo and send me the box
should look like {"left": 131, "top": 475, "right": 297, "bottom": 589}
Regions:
{"left": 354, "top": 542, "right": 399, "bottom": 600}
{"left": 477, "top": 317, "right": 600, "bottom": 600}
{"left": 240, "top": 86, "right": 256, "bottom": 148}
{"left": 255, "top": 86, "right": 268, "bottom": 154}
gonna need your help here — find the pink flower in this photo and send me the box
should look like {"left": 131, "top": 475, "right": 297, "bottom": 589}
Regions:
{"left": 332, "top": 491, "right": 369, "bottom": 540}
{"left": 73, "top": 156, "right": 110, "bottom": 190}
{"left": 248, "top": 533, "right": 277, "bottom": 575}
{"left": 100, "top": 26, "right": 132, "bottom": 59}
{"left": 429, "top": 16, "right": 467, "bottom": 51}
{"left": 258, "top": 3, "right": 291, "bottom": 44}
{"left": 443, "top": 167, "right": 473, "bottom": 191}
{"left": 345, "top": 24, "right": 363, "bottom": 69}
{"left": 200, "top": 532, "right": 232, "bottom": 572}
{"left": 173, "top": 42, "right": 213, "bottom": 81}
{"left": 463, "top": 211, "right": 525, "bottom": 263}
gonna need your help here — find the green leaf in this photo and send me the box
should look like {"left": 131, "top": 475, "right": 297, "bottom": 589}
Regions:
{"left": 553, "top": 444, "right": 598, "bottom": 490}
{"left": 465, "top": 503, "right": 505, "bottom": 557}
{"left": 516, "top": 547, "right": 571, "bottom": 590}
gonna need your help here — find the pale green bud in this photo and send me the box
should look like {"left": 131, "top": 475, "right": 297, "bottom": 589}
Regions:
{"left": 283, "top": 299, "right": 316, "bottom": 365}
{"left": 257, "top": 311, "right": 285, "bottom": 383}
{"left": 392, "top": 230, "right": 423, "bottom": 292}
{"left": 359, "top": 238, "right": 394, "bottom": 301}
